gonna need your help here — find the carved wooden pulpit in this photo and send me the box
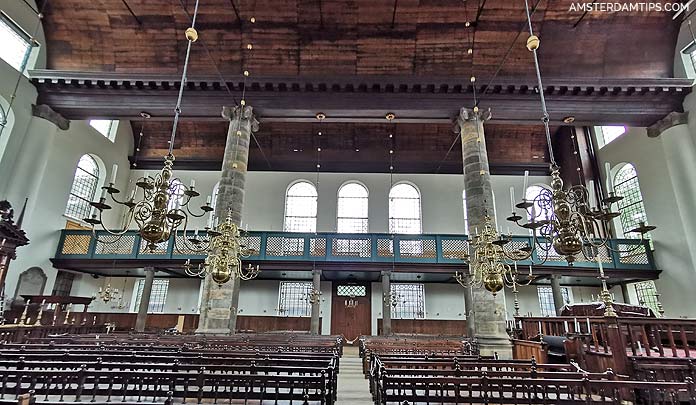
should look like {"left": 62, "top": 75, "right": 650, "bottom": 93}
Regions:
{"left": 0, "top": 199, "right": 30, "bottom": 294}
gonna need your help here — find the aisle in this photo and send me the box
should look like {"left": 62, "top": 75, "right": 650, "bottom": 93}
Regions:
{"left": 336, "top": 346, "right": 373, "bottom": 405}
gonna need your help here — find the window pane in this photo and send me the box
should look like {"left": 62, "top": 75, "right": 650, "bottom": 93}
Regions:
{"left": 65, "top": 155, "right": 100, "bottom": 220}
{"left": 526, "top": 186, "right": 553, "bottom": 223}
{"left": 284, "top": 182, "right": 317, "bottom": 232}
{"left": 168, "top": 179, "right": 185, "bottom": 211}
{"left": 598, "top": 125, "right": 626, "bottom": 147}
{"left": 337, "top": 182, "right": 368, "bottom": 233}
{"left": 391, "top": 283, "right": 425, "bottom": 319}
{"left": 462, "top": 190, "right": 469, "bottom": 233}
{"left": 0, "top": 15, "right": 31, "bottom": 72}
{"left": 537, "top": 286, "right": 570, "bottom": 317}
{"left": 89, "top": 120, "right": 116, "bottom": 140}
{"left": 389, "top": 184, "right": 421, "bottom": 234}
{"left": 133, "top": 279, "right": 169, "bottom": 313}
{"left": 278, "top": 281, "right": 312, "bottom": 317}
{"left": 613, "top": 164, "right": 651, "bottom": 240}
{"left": 634, "top": 281, "right": 660, "bottom": 315}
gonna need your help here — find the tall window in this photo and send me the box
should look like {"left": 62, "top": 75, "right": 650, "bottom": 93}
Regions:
{"left": 462, "top": 190, "right": 469, "bottom": 233}
{"left": 389, "top": 183, "right": 422, "bottom": 234}
{"left": 613, "top": 164, "right": 650, "bottom": 239}
{"left": 51, "top": 271, "right": 75, "bottom": 296}
{"left": 391, "top": 283, "right": 425, "bottom": 319}
{"left": 0, "top": 12, "right": 33, "bottom": 73}
{"left": 596, "top": 126, "right": 626, "bottom": 148}
{"left": 537, "top": 286, "right": 571, "bottom": 317}
{"left": 65, "top": 155, "right": 100, "bottom": 220}
{"left": 283, "top": 181, "right": 318, "bottom": 232}
{"left": 132, "top": 279, "right": 169, "bottom": 313}
{"left": 278, "top": 281, "right": 312, "bottom": 316}
{"left": 634, "top": 281, "right": 660, "bottom": 315}
{"left": 89, "top": 120, "right": 118, "bottom": 142}
{"left": 168, "top": 179, "right": 186, "bottom": 211}
{"left": 337, "top": 182, "right": 369, "bottom": 233}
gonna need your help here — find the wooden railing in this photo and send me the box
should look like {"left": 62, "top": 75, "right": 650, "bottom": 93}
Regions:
{"left": 54, "top": 229, "right": 656, "bottom": 270}
{"left": 514, "top": 316, "right": 696, "bottom": 377}
{"left": 0, "top": 324, "right": 107, "bottom": 343}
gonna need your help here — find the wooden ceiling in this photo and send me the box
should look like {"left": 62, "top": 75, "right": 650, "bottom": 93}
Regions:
{"left": 130, "top": 121, "right": 552, "bottom": 173}
{"left": 36, "top": 0, "right": 684, "bottom": 173}
{"left": 39, "top": 0, "right": 677, "bottom": 78}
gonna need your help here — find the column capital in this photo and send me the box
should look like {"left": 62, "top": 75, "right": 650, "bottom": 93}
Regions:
{"left": 454, "top": 107, "right": 492, "bottom": 133}
{"left": 647, "top": 111, "right": 688, "bottom": 138}
{"left": 221, "top": 105, "right": 259, "bottom": 132}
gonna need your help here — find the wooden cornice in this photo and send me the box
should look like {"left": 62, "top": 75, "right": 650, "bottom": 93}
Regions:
{"left": 30, "top": 70, "right": 693, "bottom": 126}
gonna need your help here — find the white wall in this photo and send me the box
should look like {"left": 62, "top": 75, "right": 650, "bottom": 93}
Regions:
{"left": 129, "top": 170, "right": 549, "bottom": 235}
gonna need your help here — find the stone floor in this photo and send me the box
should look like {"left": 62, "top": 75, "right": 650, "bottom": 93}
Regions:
{"left": 336, "top": 346, "right": 373, "bottom": 405}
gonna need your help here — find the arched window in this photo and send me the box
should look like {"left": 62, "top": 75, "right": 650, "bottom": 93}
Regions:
{"left": 337, "top": 182, "right": 368, "bottom": 233}
{"left": 526, "top": 185, "right": 553, "bottom": 223}
{"left": 65, "top": 155, "right": 100, "bottom": 220}
{"left": 462, "top": 190, "right": 469, "bottom": 234}
{"left": 389, "top": 183, "right": 422, "bottom": 234}
{"left": 613, "top": 164, "right": 649, "bottom": 238}
{"left": 283, "top": 181, "right": 318, "bottom": 232}
{"left": 168, "top": 179, "right": 185, "bottom": 211}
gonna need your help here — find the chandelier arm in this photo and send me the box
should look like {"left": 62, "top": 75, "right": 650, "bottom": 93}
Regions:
{"left": 175, "top": 217, "right": 211, "bottom": 253}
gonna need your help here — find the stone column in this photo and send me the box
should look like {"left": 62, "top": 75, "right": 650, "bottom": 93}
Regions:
{"left": 381, "top": 270, "right": 392, "bottom": 335}
{"left": 455, "top": 107, "right": 512, "bottom": 358}
{"left": 135, "top": 267, "right": 155, "bottom": 332}
{"left": 461, "top": 276, "right": 475, "bottom": 337}
{"left": 197, "top": 105, "right": 258, "bottom": 334}
{"left": 310, "top": 269, "right": 321, "bottom": 335}
{"left": 550, "top": 275, "right": 565, "bottom": 315}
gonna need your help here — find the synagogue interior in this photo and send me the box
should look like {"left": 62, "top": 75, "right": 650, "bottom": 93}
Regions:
{"left": 1, "top": 0, "right": 696, "bottom": 403}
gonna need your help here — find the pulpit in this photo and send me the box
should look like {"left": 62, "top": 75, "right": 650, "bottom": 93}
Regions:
{"left": 0, "top": 200, "right": 29, "bottom": 310}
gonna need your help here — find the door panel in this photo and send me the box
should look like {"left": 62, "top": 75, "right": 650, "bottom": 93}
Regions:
{"left": 331, "top": 282, "right": 371, "bottom": 342}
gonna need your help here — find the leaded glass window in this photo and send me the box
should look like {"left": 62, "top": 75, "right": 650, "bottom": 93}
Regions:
{"left": 167, "top": 179, "right": 185, "bottom": 211}
{"left": 462, "top": 190, "right": 469, "bottom": 233}
{"left": 132, "top": 279, "right": 169, "bottom": 313}
{"left": 337, "top": 182, "right": 368, "bottom": 233}
{"left": 537, "top": 286, "right": 571, "bottom": 317}
{"left": 613, "top": 164, "right": 650, "bottom": 240}
{"left": 526, "top": 185, "right": 553, "bottom": 223}
{"left": 278, "top": 281, "right": 312, "bottom": 317}
{"left": 597, "top": 126, "right": 626, "bottom": 148}
{"left": 391, "top": 283, "right": 425, "bottom": 319}
{"left": 0, "top": 12, "right": 32, "bottom": 73}
{"left": 389, "top": 184, "right": 422, "bottom": 234}
{"left": 65, "top": 155, "right": 100, "bottom": 220}
{"left": 89, "top": 120, "right": 118, "bottom": 141}
{"left": 208, "top": 182, "right": 220, "bottom": 228}
{"left": 284, "top": 182, "right": 318, "bottom": 232}
{"left": 634, "top": 281, "right": 660, "bottom": 315}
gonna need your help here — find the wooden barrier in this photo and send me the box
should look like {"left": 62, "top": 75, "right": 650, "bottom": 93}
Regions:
{"left": 511, "top": 339, "right": 548, "bottom": 363}
{"left": 376, "top": 319, "right": 468, "bottom": 335}
{"left": 0, "top": 325, "right": 107, "bottom": 343}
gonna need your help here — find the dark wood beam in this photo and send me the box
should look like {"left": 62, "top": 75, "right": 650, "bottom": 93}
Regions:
{"left": 31, "top": 70, "right": 691, "bottom": 126}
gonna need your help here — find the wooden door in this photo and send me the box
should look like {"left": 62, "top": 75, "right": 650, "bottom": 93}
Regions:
{"left": 331, "top": 282, "right": 371, "bottom": 343}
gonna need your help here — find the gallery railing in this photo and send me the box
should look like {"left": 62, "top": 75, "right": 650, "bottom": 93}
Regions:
{"left": 54, "top": 230, "right": 655, "bottom": 270}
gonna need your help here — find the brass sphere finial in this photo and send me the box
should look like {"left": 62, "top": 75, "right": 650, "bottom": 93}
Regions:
{"left": 240, "top": 99, "right": 246, "bottom": 106}
{"left": 385, "top": 112, "right": 396, "bottom": 121}
{"left": 243, "top": 70, "right": 250, "bottom": 77}
{"left": 470, "top": 76, "right": 476, "bottom": 83}
{"left": 185, "top": 27, "right": 199, "bottom": 42}
{"left": 246, "top": 43, "right": 253, "bottom": 50}
{"left": 473, "top": 105, "right": 479, "bottom": 113}
{"left": 250, "top": 17, "right": 256, "bottom": 23}
{"left": 526, "top": 35, "right": 540, "bottom": 51}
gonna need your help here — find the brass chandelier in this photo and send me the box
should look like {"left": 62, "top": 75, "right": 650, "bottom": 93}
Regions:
{"left": 455, "top": 215, "right": 533, "bottom": 295}
{"left": 95, "top": 283, "right": 120, "bottom": 304}
{"left": 183, "top": 210, "right": 260, "bottom": 285}
{"left": 85, "top": 0, "right": 213, "bottom": 253}
{"left": 500, "top": 0, "right": 655, "bottom": 265}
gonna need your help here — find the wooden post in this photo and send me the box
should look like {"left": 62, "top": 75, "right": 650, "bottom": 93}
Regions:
{"left": 605, "top": 316, "right": 630, "bottom": 376}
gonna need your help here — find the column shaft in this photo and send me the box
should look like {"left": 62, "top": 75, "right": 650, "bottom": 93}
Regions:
{"left": 135, "top": 267, "right": 155, "bottom": 332}
{"left": 310, "top": 269, "right": 321, "bottom": 335}
{"left": 456, "top": 107, "right": 512, "bottom": 358}
{"left": 381, "top": 271, "right": 392, "bottom": 335}
{"left": 197, "top": 105, "right": 258, "bottom": 334}
{"left": 550, "top": 275, "right": 565, "bottom": 315}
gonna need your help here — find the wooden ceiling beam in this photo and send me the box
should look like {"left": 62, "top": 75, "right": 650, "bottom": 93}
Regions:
{"left": 31, "top": 70, "right": 691, "bottom": 126}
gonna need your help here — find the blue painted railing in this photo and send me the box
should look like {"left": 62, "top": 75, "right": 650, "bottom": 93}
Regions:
{"left": 54, "top": 229, "right": 656, "bottom": 271}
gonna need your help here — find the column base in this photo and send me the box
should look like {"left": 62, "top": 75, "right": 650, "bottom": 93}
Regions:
{"left": 477, "top": 335, "right": 513, "bottom": 359}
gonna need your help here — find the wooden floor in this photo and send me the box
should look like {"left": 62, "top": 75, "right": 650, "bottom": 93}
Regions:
{"left": 336, "top": 346, "right": 372, "bottom": 405}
